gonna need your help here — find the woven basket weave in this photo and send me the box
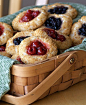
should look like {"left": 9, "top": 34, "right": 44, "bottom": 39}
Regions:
{"left": 1, "top": 50, "right": 86, "bottom": 105}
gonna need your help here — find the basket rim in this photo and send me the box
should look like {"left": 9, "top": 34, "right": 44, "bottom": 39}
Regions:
{"left": 11, "top": 51, "right": 77, "bottom": 77}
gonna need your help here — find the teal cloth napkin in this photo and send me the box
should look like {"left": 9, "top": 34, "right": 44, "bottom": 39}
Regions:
{"left": 0, "top": 2, "right": 86, "bottom": 99}
{"left": 64, "top": 38, "right": 86, "bottom": 53}
{"left": 0, "top": 56, "right": 20, "bottom": 99}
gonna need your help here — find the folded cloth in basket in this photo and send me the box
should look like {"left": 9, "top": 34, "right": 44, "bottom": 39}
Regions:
{"left": 0, "top": 55, "right": 20, "bottom": 99}
{"left": 64, "top": 38, "right": 86, "bottom": 53}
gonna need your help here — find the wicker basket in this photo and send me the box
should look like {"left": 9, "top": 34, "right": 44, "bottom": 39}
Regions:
{"left": 1, "top": 50, "right": 86, "bottom": 105}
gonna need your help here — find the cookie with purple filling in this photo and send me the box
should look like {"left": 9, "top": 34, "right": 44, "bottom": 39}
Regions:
{"left": 70, "top": 16, "right": 86, "bottom": 45}
{"left": 42, "top": 3, "right": 78, "bottom": 19}
{"left": 44, "top": 14, "right": 72, "bottom": 35}
{"left": 34, "top": 27, "right": 72, "bottom": 50}
{"left": 6, "top": 31, "right": 34, "bottom": 55}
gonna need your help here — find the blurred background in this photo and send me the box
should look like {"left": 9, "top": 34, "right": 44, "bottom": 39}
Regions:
{"left": 1, "top": 0, "right": 86, "bottom": 16}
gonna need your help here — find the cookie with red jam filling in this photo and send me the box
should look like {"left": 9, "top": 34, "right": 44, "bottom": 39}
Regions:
{"left": 42, "top": 3, "right": 78, "bottom": 19}
{"left": 0, "top": 22, "right": 13, "bottom": 45}
{"left": 0, "top": 44, "right": 11, "bottom": 57}
{"left": 11, "top": 53, "right": 24, "bottom": 64}
{"left": 34, "top": 27, "right": 72, "bottom": 50}
{"left": 12, "top": 8, "right": 48, "bottom": 31}
{"left": 19, "top": 36, "right": 58, "bottom": 64}
{"left": 6, "top": 31, "right": 34, "bottom": 55}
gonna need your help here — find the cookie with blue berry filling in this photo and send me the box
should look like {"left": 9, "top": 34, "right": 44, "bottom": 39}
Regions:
{"left": 6, "top": 31, "right": 34, "bottom": 55}
{"left": 44, "top": 14, "right": 72, "bottom": 35}
{"left": 42, "top": 3, "right": 78, "bottom": 19}
{"left": 70, "top": 16, "right": 86, "bottom": 46}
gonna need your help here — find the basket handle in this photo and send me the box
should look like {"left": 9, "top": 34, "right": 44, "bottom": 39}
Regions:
{"left": 2, "top": 51, "right": 77, "bottom": 105}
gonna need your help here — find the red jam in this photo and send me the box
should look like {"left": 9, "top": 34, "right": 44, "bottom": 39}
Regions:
{"left": 16, "top": 56, "right": 24, "bottom": 64}
{"left": 43, "top": 28, "right": 66, "bottom": 42}
{"left": 0, "top": 24, "right": 4, "bottom": 36}
{"left": 20, "top": 10, "right": 40, "bottom": 22}
{"left": 0, "top": 45, "right": 5, "bottom": 51}
{"left": 26, "top": 40, "right": 47, "bottom": 55}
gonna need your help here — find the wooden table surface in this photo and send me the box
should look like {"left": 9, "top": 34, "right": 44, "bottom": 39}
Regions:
{"left": 0, "top": 80, "right": 86, "bottom": 105}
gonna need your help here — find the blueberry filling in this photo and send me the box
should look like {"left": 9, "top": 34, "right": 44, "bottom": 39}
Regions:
{"left": 48, "top": 6, "right": 68, "bottom": 14}
{"left": 13, "top": 36, "right": 29, "bottom": 45}
{"left": 45, "top": 16, "right": 62, "bottom": 30}
{"left": 78, "top": 24, "right": 86, "bottom": 36}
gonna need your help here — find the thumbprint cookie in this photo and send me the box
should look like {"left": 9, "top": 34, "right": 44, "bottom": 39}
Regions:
{"left": 11, "top": 53, "right": 24, "bottom": 64}
{"left": 34, "top": 27, "right": 72, "bottom": 50}
{"left": 42, "top": 3, "right": 78, "bottom": 19}
{"left": 44, "top": 14, "right": 72, "bottom": 35}
{"left": 6, "top": 31, "right": 34, "bottom": 55}
{"left": 12, "top": 8, "right": 48, "bottom": 31}
{"left": 0, "top": 44, "right": 11, "bottom": 57}
{"left": 0, "top": 22, "right": 13, "bottom": 45}
{"left": 70, "top": 16, "right": 86, "bottom": 45}
{"left": 19, "top": 36, "right": 58, "bottom": 64}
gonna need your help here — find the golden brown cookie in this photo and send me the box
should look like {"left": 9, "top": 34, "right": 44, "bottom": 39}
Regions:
{"left": 19, "top": 36, "right": 58, "bottom": 64}
{"left": 70, "top": 16, "right": 86, "bottom": 45}
{"left": 34, "top": 27, "right": 72, "bottom": 50}
{"left": 12, "top": 8, "right": 48, "bottom": 31}
{"left": 43, "top": 14, "right": 72, "bottom": 36}
{"left": 0, "top": 51, "right": 11, "bottom": 58}
{"left": 0, "top": 44, "right": 11, "bottom": 57}
{"left": 0, "top": 22, "right": 13, "bottom": 45}
{"left": 42, "top": 3, "right": 78, "bottom": 19}
{"left": 6, "top": 31, "right": 34, "bottom": 55}
{"left": 11, "top": 53, "right": 24, "bottom": 64}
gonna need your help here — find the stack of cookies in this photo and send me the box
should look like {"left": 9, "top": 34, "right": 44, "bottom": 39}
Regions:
{"left": 0, "top": 3, "right": 85, "bottom": 64}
